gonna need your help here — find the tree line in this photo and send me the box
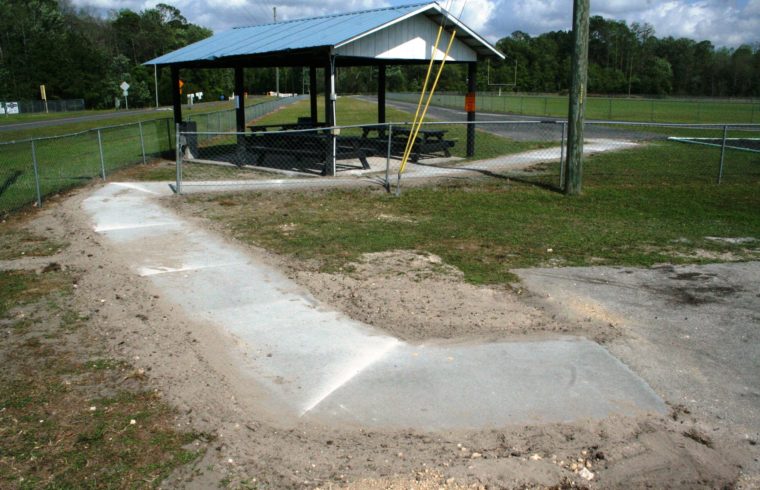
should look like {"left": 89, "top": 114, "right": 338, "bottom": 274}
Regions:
{"left": 1, "top": 1, "right": 758, "bottom": 110}
{"left": 491, "top": 16, "right": 760, "bottom": 97}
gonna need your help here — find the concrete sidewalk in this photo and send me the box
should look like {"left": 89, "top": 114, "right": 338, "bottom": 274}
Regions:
{"left": 83, "top": 182, "right": 665, "bottom": 430}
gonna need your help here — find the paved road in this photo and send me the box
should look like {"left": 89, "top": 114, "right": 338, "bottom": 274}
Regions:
{"left": 0, "top": 107, "right": 173, "bottom": 133}
{"left": 360, "top": 96, "right": 665, "bottom": 142}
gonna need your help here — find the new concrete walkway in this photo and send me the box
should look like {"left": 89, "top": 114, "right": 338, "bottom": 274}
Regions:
{"left": 83, "top": 182, "right": 665, "bottom": 430}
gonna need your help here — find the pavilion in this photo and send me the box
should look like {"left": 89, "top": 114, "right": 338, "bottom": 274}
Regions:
{"left": 146, "top": 2, "right": 504, "bottom": 175}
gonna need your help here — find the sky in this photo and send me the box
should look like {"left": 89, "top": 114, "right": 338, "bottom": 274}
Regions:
{"left": 71, "top": 0, "right": 760, "bottom": 48}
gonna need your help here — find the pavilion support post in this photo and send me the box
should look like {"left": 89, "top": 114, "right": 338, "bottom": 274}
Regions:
{"left": 309, "top": 66, "right": 318, "bottom": 125}
{"left": 324, "top": 57, "right": 336, "bottom": 176}
{"left": 378, "top": 64, "right": 386, "bottom": 124}
{"left": 170, "top": 65, "right": 182, "bottom": 126}
{"left": 234, "top": 65, "right": 246, "bottom": 162}
{"left": 466, "top": 62, "right": 477, "bottom": 157}
{"left": 234, "top": 66, "right": 246, "bottom": 133}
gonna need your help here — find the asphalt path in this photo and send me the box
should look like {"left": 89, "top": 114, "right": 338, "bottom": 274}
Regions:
{"left": 362, "top": 96, "right": 665, "bottom": 142}
{"left": 0, "top": 107, "right": 174, "bottom": 133}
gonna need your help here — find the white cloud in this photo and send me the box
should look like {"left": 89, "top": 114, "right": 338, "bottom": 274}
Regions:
{"left": 484, "top": 0, "right": 759, "bottom": 46}
{"left": 68, "top": 0, "right": 759, "bottom": 47}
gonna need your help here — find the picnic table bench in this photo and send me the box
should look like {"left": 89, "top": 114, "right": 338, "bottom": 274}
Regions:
{"left": 244, "top": 130, "right": 373, "bottom": 174}
{"left": 360, "top": 126, "right": 456, "bottom": 162}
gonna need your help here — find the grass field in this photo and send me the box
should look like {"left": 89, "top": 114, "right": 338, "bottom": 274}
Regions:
{"left": 0, "top": 226, "right": 202, "bottom": 488}
{"left": 183, "top": 138, "right": 760, "bottom": 284}
{"left": 248, "top": 96, "right": 551, "bottom": 161}
{"left": 389, "top": 92, "right": 760, "bottom": 124}
{"left": 0, "top": 98, "right": 288, "bottom": 213}
{"left": 0, "top": 97, "right": 273, "bottom": 143}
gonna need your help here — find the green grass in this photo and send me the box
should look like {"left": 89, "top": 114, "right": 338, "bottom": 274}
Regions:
{"left": 0, "top": 98, "right": 279, "bottom": 213}
{"left": 391, "top": 93, "right": 760, "bottom": 124}
{"left": 183, "top": 140, "right": 760, "bottom": 285}
{"left": 0, "top": 98, "right": 273, "bottom": 141}
{"left": 251, "top": 96, "right": 552, "bottom": 161}
{"left": 0, "top": 267, "right": 203, "bottom": 488}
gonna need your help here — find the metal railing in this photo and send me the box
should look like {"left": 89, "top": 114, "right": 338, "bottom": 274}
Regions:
{"left": 387, "top": 92, "right": 760, "bottom": 124}
{"left": 174, "top": 120, "right": 760, "bottom": 195}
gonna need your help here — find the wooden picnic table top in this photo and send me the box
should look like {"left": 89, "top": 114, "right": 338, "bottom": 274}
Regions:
{"left": 248, "top": 121, "right": 328, "bottom": 133}
{"left": 360, "top": 125, "right": 447, "bottom": 139}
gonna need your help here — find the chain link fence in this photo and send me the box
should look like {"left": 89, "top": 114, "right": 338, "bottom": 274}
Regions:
{"left": 2, "top": 99, "right": 86, "bottom": 114}
{"left": 388, "top": 92, "right": 760, "bottom": 124}
{"left": 0, "top": 96, "right": 304, "bottom": 213}
{"left": 175, "top": 120, "right": 760, "bottom": 194}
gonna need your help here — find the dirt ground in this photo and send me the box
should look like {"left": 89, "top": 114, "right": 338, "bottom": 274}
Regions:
{"left": 7, "top": 183, "right": 758, "bottom": 489}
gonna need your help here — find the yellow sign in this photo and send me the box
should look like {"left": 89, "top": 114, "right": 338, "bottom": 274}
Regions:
{"left": 40, "top": 85, "right": 47, "bottom": 100}
{"left": 179, "top": 79, "right": 184, "bottom": 94}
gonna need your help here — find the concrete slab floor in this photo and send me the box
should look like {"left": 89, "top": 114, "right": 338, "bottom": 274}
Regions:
{"left": 82, "top": 182, "right": 666, "bottom": 430}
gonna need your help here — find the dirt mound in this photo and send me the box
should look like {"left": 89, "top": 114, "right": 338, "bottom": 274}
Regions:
{"left": 294, "top": 250, "right": 618, "bottom": 343}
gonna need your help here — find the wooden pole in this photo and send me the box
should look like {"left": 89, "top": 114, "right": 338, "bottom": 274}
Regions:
{"left": 563, "top": 0, "right": 590, "bottom": 195}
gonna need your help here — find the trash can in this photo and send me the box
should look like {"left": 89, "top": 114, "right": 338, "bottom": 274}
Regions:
{"left": 180, "top": 121, "right": 198, "bottom": 158}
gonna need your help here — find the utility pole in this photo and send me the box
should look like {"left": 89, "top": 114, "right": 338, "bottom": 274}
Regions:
{"left": 274, "top": 7, "right": 280, "bottom": 98}
{"left": 563, "top": 0, "right": 590, "bottom": 195}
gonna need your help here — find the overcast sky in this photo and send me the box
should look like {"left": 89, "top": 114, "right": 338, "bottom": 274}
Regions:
{"left": 71, "top": 0, "right": 760, "bottom": 48}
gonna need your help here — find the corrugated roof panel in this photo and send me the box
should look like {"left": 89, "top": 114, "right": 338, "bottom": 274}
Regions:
{"left": 147, "top": 3, "right": 430, "bottom": 65}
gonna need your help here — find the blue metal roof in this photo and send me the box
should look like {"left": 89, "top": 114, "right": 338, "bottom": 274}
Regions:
{"left": 146, "top": 2, "right": 501, "bottom": 65}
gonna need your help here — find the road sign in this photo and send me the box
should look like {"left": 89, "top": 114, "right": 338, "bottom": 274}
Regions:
{"left": 120, "top": 81, "right": 130, "bottom": 110}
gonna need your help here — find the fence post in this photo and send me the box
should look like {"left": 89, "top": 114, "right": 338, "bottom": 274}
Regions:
{"left": 717, "top": 125, "right": 728, "bottom": 184}
{"left": 608, "top": 97, "right": 612, "bottom": 120}
{"left": 97, "top": 129, "right": 106, "bottom": 180}
{"left": 175, "top": 123, "right": 182, "bottom": 194}
{"left": 31, "top": 140, "right": 42, "bottom": 207}
{"left": 138, "top": 121, "right": 147, "bottom": 164}
{"left": 544, "top": 97, "right": 548, "bottom": 116}
{"left": 385, "top": 124, "right": 393, "bottom": 192}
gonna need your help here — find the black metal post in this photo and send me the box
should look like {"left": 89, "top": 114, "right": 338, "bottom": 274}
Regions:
{"left": 323, "top": 62, "right": 332, "bottom": 126}
{"left": 466, "top": 62, "right": 477, "bottom": 157}
{"left": 378, "top": 64, "right": 386, "bottom": 124}
{"left": 170, "top": 65, "right": 182, "bottom": 126}
{"left": 234, "top": 66, "right": 246, "bottom": 132}
{"left": 309, "top": 66, "right": 318, "bottom": 124}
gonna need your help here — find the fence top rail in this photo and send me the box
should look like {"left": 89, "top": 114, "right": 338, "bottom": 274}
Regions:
{"left": 0, "top": 117, "right": 178, "bottom": 145}
{"left": 181, "top": 120, "right": 565, "bottom": 136}
{"left": 0, "top": 104, "right": 258, "bottom": 146}
{"left": 178, "top": 119, "right": 760, "bottom": 137}
{"left": 587, "top": 121, "right": 760, "bottom": 129}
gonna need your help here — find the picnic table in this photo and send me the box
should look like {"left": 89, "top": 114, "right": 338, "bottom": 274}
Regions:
{"left": 244, "top": 122, "right": 372, "bottom": 173}
{"left": 360, "top": 125, "right": 456, "bottom": 162}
